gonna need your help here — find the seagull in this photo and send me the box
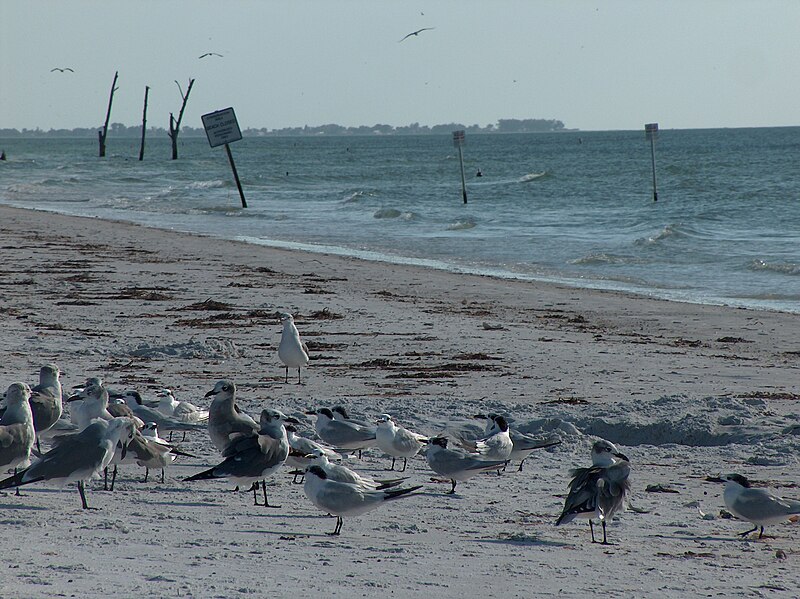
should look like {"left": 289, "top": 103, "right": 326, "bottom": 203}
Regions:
{"left": 278, "top": 313, "right": 310, "bottom": 384}
{"left": 303, "top": 464, "right": 422, "bottom": 535}
{"left": 0, "top": 417, "right": 136, "bottom": 509}
{"left": 309, "top": 407, "right": 377, "bottom": 455}
{"left": 205, "top": 380, "right": 258, "bottom": 453}
{"left": 120, "top": 390, "right": 206, "bottom": 436}
{"left": 50, "top": 67, "right": 74, "bottom": 73}
{"left": 199, "top": 52, "right": 223, "bottom": 59}
{"left": 474, "top": 414, "right": 562, "bottom": 471}
{"left": 375, "top": 414, "right": 428, "bottom": 472}
{"left": 185, "top": 408, "right": 298, "bottom": 507}
{"left": 67, "top": 383, "right": 114, "bottom": 430}
{"left": 0, "top": 383, "right": 36, "bottom": 494}
{"left": 398, "top": 27, "right": 435, "bottom": 42}
{"left": 424, "top": 436, "right": 507, "bottom": 494}
{"left": 28, "top": 364, "right": 63, "bottom": 447}
{"left": 723, "top": 473, "right": 800, "bottom": 539}
{"left": 555, "top": 439, "right": 631, "bottom": 545}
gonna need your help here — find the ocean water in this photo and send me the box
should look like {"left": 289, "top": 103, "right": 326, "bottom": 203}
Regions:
{"left": 2, "top": 128, "right": 799, "bottom": 313}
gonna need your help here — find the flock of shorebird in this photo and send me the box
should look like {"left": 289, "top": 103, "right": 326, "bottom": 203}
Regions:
{"left": 1, "top": 313, "right": 799, "bottom": 540}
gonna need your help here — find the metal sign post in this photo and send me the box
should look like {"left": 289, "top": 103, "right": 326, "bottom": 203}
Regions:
{"left": 202, "top": 107, "right": 247, "bottom": 208}
{"left": 452, "top": 130, "right": 468, "bottom": 204}
{"left": 645, "top": 122, "right": 659, "bottom": 202}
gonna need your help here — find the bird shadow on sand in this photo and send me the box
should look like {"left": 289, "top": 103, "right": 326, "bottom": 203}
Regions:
{"left": 0, "top": 501, "right": 50, "bottom": 512}
{"left": 476, "top": 532, "right": 572, "bottom": 548}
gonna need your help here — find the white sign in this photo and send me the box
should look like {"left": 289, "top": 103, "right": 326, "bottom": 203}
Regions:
{"left": 452, "top": 129, "right": 465, "bottom": 147}
{"left": 202, "top": 107, "right": 243, "bottom": 148}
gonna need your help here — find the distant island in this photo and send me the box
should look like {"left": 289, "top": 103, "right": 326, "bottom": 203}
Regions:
{"left": 0, "top": 118, "right": 569, "bottom": 138}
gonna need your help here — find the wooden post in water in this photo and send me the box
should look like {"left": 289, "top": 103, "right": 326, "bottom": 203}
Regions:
{"left": 452, "top": 130, "right": 468, "bottom": 204}
{"left": 645, "top": 122, "right": 659, "bottom": 202}
{"left": 98, "top": 71, "right": 119, "bottom": 158}
{"left": 224, "top": 143, "right": 247, "bottom": 208}
{"left": 138, "top": 86, "right": 149, "bottom": 161}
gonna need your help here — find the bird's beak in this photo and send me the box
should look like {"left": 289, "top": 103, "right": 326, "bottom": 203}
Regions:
{"left": 285, "top": 416, "right": 300, "bottom": 424}
{"left": 614, "top": 452, "right": 630, "bottom": 462}
{"left": 66, "top": 394, "right": 82, "bottom": 402}
{"left": 472, "top": 414, "right": 488, "bottom": 420}
{"left": 305, "top": 409, "right": 316, "bottom": 415}
{"left": 204, "top": 389, "right": 217, "bottom": 398}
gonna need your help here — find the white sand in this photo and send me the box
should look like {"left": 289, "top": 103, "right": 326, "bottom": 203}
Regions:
{"left": 1, "top": 205, "right": 798, "bottom": 598}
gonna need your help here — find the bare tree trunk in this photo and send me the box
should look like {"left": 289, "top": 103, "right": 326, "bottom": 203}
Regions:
{"left": 168, "top": 78, "right": 195, "bottom": 160}
{"left": 138, "top": 86, "right": 150, "bottom": 161}
{"left": 99, "top": 71, "right": 119, "bottom": 158}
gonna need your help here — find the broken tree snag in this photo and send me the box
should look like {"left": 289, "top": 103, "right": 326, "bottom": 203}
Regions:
{"left": 99, "top": 70, "right": 119, "bottom": 158}
{"left": 139, "top": 85, "right": 150, "bottom": 161}
{"left": 168, "top": 78, "right": 195, "bottom": 160}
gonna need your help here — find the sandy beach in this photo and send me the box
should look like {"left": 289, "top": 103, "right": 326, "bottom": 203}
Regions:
{"left": 1, "top": 204, "right": 798, "bottom": 598}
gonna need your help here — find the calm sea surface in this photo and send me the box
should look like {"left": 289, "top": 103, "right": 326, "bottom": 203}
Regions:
{"left": 2, "top": 128, "right": 799, "bottom": 312}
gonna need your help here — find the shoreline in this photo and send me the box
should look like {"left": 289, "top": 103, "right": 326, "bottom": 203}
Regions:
{"left": 1, "top": 204, "right": 798, "bottom": 598}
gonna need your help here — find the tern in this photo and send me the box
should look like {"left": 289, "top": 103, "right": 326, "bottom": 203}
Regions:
{"left": 723, "top": 473, "right": 800, "bottom": 539}
{"left": 309, "top": 407, "right": 377, "bottom": 455}
{"left": 555, "top": 440, "right": 631, "bottom": 545}
{"left": 303, "top": 464, "right": 422, "bottom": 535}
{"left": 474, "top": 414, "right": 562, "bottom": 471}
{"left": 424, "top": 436, "right": 507, "bottom": 494}
{"left": 375, "top": 414, "right": 427, "bottom": 472}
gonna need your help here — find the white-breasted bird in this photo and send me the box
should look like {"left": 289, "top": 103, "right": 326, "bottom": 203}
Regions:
{"left": 555, "top": 439, "right": 631, "bottom": 545}
{"left": 474, "top": 413, "right": 562, "bottom": 471}
{"left": 278, "top": 313, "right": 309, "bottom": 384}
{"left": 375, "top": 414, "right": 427, "bottom": 472}
{"left": 156, "top": 388, "right": 209, "bottom": 423}
{"left": 723, "top": 473, "right": 800, "bottom": 539}
{"left": 304, "top": 452, "right": 407, "bottom": 491}
{"left": 309, "top": 407, "right": 377, "bottom": 454}
{"left": 424, "top": 436, "right": 507, "bottom": 494}
{"left": 28, "top": 364, "right": 63, "bottom": 448}
{"left": 303, "top": 464, "right": 422, "bottom": 535}
{"left": 0, "top": 383, "right": 37, "bottom": 493}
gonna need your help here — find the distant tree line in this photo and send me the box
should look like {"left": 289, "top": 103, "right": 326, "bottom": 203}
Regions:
{"left": 0, "top": 118, "right": 567, "bottom": 138}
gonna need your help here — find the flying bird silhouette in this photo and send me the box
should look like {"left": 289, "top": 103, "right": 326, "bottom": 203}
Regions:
{"left": 199, "top": 52, "right": 223, "bottom": 59}
{"left": 50, "top": 67, "right": 74, "bottom": 73}
{"left": 399, "top": 27, "right": 435, "bottom": 42}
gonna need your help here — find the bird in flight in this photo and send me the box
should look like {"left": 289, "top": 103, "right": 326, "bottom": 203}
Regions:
{"left": 50, "top": 67, "right": 74, "bottom": 73}
{"left": 399, "top": 27, "right": 434, "bottom": 42}
{"left": 199, "top": 52, "right": 223, "bottom": 59}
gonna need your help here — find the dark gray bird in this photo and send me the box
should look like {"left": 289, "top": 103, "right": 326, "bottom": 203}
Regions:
{"left": 50, "top": 67, "right": 74, "bottom": 72}
{"left": 199, "top": 52, "right": 223, "bottom": 59}
{"left": 398, "top": 27, "right": 435, "bottom": 42}
{"left": 555, "top": 440, "right": 631, "bottom": 545}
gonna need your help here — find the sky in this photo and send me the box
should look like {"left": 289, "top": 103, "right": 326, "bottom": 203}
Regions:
{"left": 2, "top": 1, "right": 800, "bottom": 132}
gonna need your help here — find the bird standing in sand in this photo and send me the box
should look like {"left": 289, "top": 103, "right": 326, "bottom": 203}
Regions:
{"left": 399, "top": 27, "right": 435, "bottom": 42}
{"left": 723, "top": 473, "right": 800, "bottom": 539}
{"left": 278, "top": 313, "right": 309, "bottom": 384}
{"left": 555, "top": 439, "right": 631, "bottom": 545}
{"left": 375, "top": 414, "right": 427, "bottom": 472}
{"left": 0, "top": 383, "right": 37, "bottom": 494}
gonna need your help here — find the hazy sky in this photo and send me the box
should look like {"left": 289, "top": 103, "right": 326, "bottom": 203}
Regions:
{"left": 3, "top": 1, "right": 799, "bottom": 132}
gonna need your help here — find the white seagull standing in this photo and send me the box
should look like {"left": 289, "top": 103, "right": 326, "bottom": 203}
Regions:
{"left": 303, "top": 464, "right": 422, "bottom": 535}
{"left": 723, "top": 473, "right": 800, "bottom": 539}
{"left": 555, "top": 439, "right": 631, "bottom": 545}
{"left": 278, "top": 313, "right": 309, "bottom": 384}
{"left": 376, "top": 414, "right": 428, "bottom": 472}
